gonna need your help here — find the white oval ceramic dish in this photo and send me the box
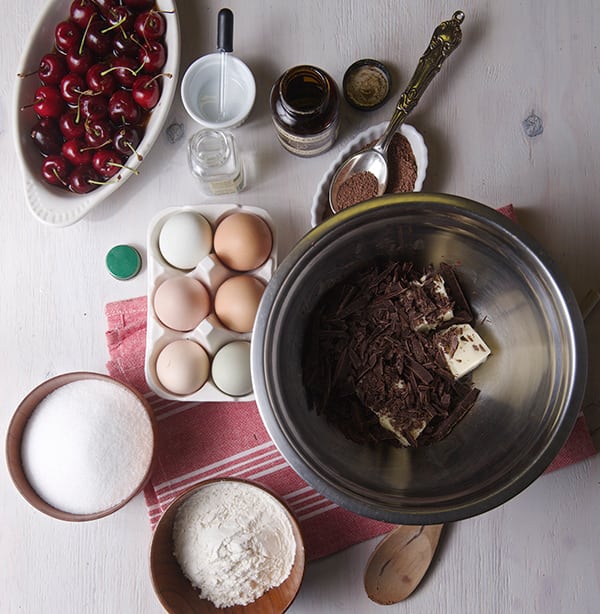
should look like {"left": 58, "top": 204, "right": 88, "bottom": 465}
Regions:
{"left": 310, "top": 122, "right": 428, "bottom": 227}
{"left": 13, "top": 0, "right": 181, "bottom": 227}
{"left": 145, "top": 204, "right": 277, "bottom": 402}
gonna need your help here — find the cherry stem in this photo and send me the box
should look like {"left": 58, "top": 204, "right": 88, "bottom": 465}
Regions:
{"left": 125, "top": 141, "right": 143, "bottom": 162}
{"left": 21, "top": 92, "right": 49, "bottom": 110}
{"left": 131, "top": 36, "right": 146, "bottom": 50}
{"left": 142, "top": 72, "right": 173, "bottom": 88}
{"left": 20, "top": 99, "right": 40, "bottom": 111}
{"left": 109, "top": 161, "right": 139, "bottom": 175}
{"left": 79, "top": 13, "right": 96, "bottom": 56}
{"left": 82, "top": 140, "right": 112, "bottom": 152}
{"left": 53, "top": 168, "right": 68, "bottom": 187}
{"left": 102, "top": 16, "right": 127, "bottom": 35}
{"left": 17, "top": 69, "right": 38, "bottom": 79}
{"left": 89, "top": 177, "right": 120, "bottom": 186}
{"left": 102, "top": 64, "right": 145, "bottom": 78}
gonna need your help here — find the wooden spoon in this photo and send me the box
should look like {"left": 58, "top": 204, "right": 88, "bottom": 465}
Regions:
{"left": 364, "top": 524, "right": 443, "bottom": 604}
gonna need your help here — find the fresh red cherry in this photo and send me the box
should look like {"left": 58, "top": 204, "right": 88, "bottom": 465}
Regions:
{"left": 31, "top": 86, "right": 66, "bottom": 118}
{"left": 59, "top": 110, "right": 86, "bottom": 139}
{"left": 70, "top": 0, "right": 99, "bottom": 28}
{"left": 94, "top": 0, "right": 120, "bottom": 15}
{"left": 68, "top": 164, "right": 101, "bottom": 193}
{"left": 134, "top": 10, "right": 166, "bottom": 41}
{"left": 41, "top": 155, "right": 71, "bottom": 187}
{"left": 31, "top": 118, "right": 63, "bottom": 155}
{"left": 108, "top": 90, "right": 142, "bottom": 125}
{"left": 110, "top": 55, "right": 141, "bottom": 87}
{"left": 60, "top": 73, "right": 87, "bottom": 105}
{"left": 124, "top": 0, "right": 155, "bottom": 13}
{"left": 84, "top": 118, "right": 114, "bottom": 148}
{"left": 113, "top": 29, "right": 140, "bottom": 57}
{"left": 139, "top": 40, "right": 166, "bottom": 73}
{"left": 132, "top": 74, "right": 160, "bottom": 110}
{"left": 86, "top": 63, "right": 117, "bottom": 96}
{"left": 55, "top": 20, "right": 82, "bottom": 54}
{"left": 92, "top": 149, "right": 124, "bottom": 178}
{"left": 113, "top": 125, "right": 142, "bottom": 158}
{"left": 66, "top": 47, "right": 95, "bottom": 75}
{"left": 80, "top": 94, "right": 109, "bottom": 121}
{"left": 105, "top": 5, "right": 134, "bottom": 32}
{"left": 62, "top": 137, "right": 93, "bottom": 166}
{"left": 84, "top": 20, "right": 113, "bottom": 56}
{"left": 38, "top": 53, "right": 67, "bottom": 86}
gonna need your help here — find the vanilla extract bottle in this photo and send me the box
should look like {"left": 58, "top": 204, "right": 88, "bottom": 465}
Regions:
{"left": 187, "top": 129, "right": 245, "bottom": 195}
{"left": 270, "top": 65, "right": 340, "bottom": 157}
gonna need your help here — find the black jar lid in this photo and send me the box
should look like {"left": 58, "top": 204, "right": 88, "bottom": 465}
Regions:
{"left": 343, "top": 59, "right": 391, "bottom": 111}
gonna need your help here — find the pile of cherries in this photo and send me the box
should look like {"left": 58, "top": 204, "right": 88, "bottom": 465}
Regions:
{"left": 22, "top": 0, "right": 171, "bottom": 194}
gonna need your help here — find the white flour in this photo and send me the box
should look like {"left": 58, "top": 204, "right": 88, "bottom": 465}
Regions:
{"left": 172, "top": 481, "right": 296, "bottom": 608}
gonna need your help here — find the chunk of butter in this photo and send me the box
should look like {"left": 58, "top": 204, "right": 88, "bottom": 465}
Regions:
{"left": 437, "top": 323, "right": 491, "bottom": 379}
{"left": 378, "top": 414, "right": 428, "bottom": 447}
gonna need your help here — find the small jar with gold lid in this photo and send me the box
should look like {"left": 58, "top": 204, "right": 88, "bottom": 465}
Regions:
{"left": 270, "top": 65, "right": 340, "bottom": 157}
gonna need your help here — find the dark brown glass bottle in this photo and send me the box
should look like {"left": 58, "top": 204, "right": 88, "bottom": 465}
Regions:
{"left": 270, "top": 65, "right": 340, "bottom": 157}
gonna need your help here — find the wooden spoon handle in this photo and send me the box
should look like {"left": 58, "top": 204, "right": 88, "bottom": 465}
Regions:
{"left": 364, "top": 524, "right": 443, "bottom": 605}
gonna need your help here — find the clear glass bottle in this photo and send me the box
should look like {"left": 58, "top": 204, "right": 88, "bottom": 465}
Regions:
{"left": 187, "top": 129, "right": 245, "bottom": 195}
{"left": 270, "top": 65, "right": 340, "bottom": 157}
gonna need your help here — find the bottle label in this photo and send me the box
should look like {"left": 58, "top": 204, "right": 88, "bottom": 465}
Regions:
{"left": 206, "top": 168, "right": 245, "bottom": 195}
{"left": 272, "top": 119, "right": 339, "bottom": 157}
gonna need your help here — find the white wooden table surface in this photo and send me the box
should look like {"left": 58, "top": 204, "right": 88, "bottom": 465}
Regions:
{"left": 2, "top": 1, "right": 600, "bottom": 612}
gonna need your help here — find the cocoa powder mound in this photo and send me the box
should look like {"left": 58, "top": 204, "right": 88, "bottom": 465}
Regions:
{"left": 385, "top": 132, "right": 418, "bottom": 193}
{"left": 327, "top": 132, "right": 419, "bottom": 218}
{"left": 335, "top": 170, "right": 379, "bottom": 211}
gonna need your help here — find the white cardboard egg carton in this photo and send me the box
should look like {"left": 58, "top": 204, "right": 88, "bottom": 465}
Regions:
{"left": 144, "top": 204, "right": 277, "bottom": 402}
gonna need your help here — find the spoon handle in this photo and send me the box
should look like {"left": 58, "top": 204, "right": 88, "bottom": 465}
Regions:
{"left": 375, "top": 10, "right": 465, "bottom": 154}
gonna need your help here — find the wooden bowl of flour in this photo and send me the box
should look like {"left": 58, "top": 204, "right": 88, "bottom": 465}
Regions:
{"left": 150, "top": 478, "right": 305, "bottom": 613}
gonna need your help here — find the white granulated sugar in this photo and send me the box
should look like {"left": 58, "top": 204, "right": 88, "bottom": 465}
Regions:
{"left": 21, "top": 379, "right": 154, "bottom": 515}
{"left": 172, "top": 481, "right": 296, "bottom": 608}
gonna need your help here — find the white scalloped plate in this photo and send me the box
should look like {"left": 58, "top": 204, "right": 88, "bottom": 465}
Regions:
{"left": 310, "top": 122, "right": 428, "bottom": 227}
{"left": 13, "top": 0, "right": 180, "bottom": 227}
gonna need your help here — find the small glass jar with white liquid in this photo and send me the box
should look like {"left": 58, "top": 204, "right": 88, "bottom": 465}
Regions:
{"left": 187, "top": 129, "right": 245, "bottom": 195}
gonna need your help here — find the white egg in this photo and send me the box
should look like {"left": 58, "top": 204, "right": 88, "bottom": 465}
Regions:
{"left": 211, "top": 341, "right": 252, "bottom": 397}
{"left": 158, "top": 211, "right": 213, "bottom": 270}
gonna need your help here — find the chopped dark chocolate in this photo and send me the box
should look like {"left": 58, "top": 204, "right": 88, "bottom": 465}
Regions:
{"left": 302, "top": 261, "right": 484, "bottom": 447}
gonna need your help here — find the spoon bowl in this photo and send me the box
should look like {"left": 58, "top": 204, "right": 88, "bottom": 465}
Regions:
{"left": 328, "top": 148, "right": 388, "bottom": 210}
{"left": 329, "top": 10, "right": 465, "bottom": 214}
{"left": 364, "top": 524, "right": 443, "bottom": 604}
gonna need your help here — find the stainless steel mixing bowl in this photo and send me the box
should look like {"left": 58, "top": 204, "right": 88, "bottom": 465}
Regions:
{"left": 251, "top": 193, "right": 587, "bottom": 524}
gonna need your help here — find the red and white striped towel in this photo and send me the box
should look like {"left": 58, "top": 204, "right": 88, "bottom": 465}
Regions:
{"left": 105, "top": 204, "right": 597, "bottom": 561}
{"left": 104, "top": 297, "right": 396, "bottom": 560}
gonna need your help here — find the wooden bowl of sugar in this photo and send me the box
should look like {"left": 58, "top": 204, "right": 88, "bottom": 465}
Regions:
{"left": 5, "top": 371, "right": 156, "bottom": 521}
{"left": 150, "top": 478, "right": 306, "bottom": 613}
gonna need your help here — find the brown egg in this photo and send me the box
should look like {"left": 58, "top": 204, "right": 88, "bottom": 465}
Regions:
{"left": 153, "top": 276, "right": 211, "bottom": 332}
{"left": 213, "top": 212, "right": 273, "bottom": 272}
{"left": 214, "top": 275, "right": 265, "bottom": 333}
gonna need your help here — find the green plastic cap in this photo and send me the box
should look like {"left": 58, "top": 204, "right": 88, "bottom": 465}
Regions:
{"left": 105, "top": 245, "right": 142, "bottom": 280}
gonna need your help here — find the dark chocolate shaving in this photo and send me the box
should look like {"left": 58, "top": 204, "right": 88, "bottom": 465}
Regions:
{"left": 302, "top": 261, "right": 483, "bottom": 447}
